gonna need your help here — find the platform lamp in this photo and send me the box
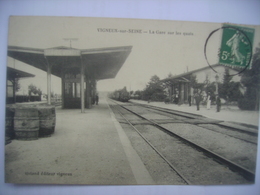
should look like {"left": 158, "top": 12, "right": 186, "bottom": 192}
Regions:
{"left": 215, "top": 74, "right": 219, "bottom": 95}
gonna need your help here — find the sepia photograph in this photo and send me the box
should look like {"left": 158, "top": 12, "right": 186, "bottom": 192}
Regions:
{"left": 4, "top": 16, "right": 260, "bottom": 185}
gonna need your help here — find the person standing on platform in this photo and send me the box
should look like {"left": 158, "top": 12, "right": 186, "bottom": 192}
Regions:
{"left": 207, "top": 92, "right": 211, "bottom": 110}
{"left": 188, "top": 94, "right": 192, "bottom": 106}
{"left": 216, "top": 95, "right": 221, "bottom": 112}
{"left": 194, "top": 89, "right": 202, "bottom": 111}
{"left": 148, "top": 97, "right": 151, "bottom": 103}
{"left": 95, "top": 94, "right": 99, "bottom": 105}
{"left": 175, "top": 88, "right": 179, "bottom": 105}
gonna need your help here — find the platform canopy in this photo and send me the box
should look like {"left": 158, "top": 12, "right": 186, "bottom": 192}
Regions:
{"left": 8, "top": 45, "right": 132, "bottom": 80}
{"left": 8, "top": 45, "right": 132, "bottom": 111}
{"left": 161, "top": 76, "right": 190, "bottom": 86}
{"left": 7, "top": 66, "right": 35, "bottom": 80}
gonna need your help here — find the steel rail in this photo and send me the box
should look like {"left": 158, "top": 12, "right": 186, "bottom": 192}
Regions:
{"left": 110, "top": 103, "right": 192, "bottom": 185}
{"left": 127, "top": 102, "right": 257, "bottom": 144}
{"left": 130, "top": 102, "right": 202, "bottom": 119}
{"left": 112, "top": 100, "right": 255, "bottom": 182}
{"left": 128, "top": 102, "right": 258, "bottom": 136}
{"left": 126, "top": 102, "right": 258, "bottom": 145}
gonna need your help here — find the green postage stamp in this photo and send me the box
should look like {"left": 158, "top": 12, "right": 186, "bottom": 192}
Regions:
{"left": 219, "top": 24, "right": 255, "bottom": 69}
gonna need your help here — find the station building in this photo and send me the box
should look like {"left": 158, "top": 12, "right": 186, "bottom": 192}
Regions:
{"left": 7, "top": 45, "right": 132, "bottom": 112}
{"left": 161, "top": 64, "right": 241, "bottom": 104}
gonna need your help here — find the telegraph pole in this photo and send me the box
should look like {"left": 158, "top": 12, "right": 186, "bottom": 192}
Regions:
{"left": 63, "top": 38, "right": 78, "bottom": 48}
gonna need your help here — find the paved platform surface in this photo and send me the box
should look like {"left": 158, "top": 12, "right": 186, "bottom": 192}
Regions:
{"left": 5, "top": 98, "right": 259, "bottom": 185}
{"left": 130, "top": 100, "right": 260, "bottom": 128}
{"left": 5, "top": 98, "right": 154, "bottom": 185}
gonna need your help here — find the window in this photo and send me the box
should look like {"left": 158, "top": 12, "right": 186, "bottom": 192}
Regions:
{"left": 7, "top": 80, "right": 13, "bottom": 97}
{"left": 76, "top": 83, "right": 80, "bottom": 98}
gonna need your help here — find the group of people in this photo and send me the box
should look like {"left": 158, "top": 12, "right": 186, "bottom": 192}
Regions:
{"left": 172, "top": 87, "right": 221, "bottom": 112}
{"left": 193, "top": 90, "right": 221, "bottom": 112}
{"left": 172, "top": 88, "right": 221, "bottom": 112}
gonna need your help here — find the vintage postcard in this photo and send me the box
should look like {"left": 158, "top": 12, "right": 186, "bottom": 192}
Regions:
{"left": 4, "top": 16, "right": 260, "bottom": 185}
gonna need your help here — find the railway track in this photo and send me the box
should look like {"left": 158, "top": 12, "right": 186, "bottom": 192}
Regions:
{"left": 133, "top": 102, "right": 258, "bottom": 136}
{"left": 128, "top": 102, "right": 258, "bottom": 144}
{"left": 108, "top": 99, "right": 256, "bottom": 184}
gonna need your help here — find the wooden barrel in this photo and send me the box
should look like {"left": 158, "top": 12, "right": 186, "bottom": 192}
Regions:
{"left": 38, "top": 106, "right": 56, "bottom": 137}
{"left": 5, "top": 106, "right": 15, "bottom": 139}
{"left": 14, "top": 108, "right": 39, "bottom": 140}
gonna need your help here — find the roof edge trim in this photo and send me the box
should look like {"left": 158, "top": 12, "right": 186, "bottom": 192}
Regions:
{"left": 81, "top": 46, "right": 132, "bottom": 55}
{"left": 8, "top": 46, "right": 44, "bottom": 54}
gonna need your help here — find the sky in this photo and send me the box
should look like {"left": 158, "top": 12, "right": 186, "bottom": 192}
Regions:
{"left": 6, "top": 16, "right": 260, "bottom": 95}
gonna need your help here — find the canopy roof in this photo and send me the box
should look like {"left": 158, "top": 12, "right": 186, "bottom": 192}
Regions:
{"left": 8, "top": 45, "right": 132, "bottom": 80}
{"left": 160, "top": 64, "right": 240, "bottom": 85}
{"left": 7, "top": 66, "right": 35, "bottom": 80}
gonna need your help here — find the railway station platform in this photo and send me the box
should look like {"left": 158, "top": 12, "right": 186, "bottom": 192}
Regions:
{"left": 4, "top": 97, "right": 155, "bottom": 185}
{"left": 5, "top": 96, "right": 259, "bottom": 185}
{"left": 130, "top": 100, "right": 260, "bottom": 127}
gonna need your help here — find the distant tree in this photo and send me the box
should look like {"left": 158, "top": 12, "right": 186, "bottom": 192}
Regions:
{"left": 204, "top": 74, "right": 215, "bottom": 96}
{"left": 50, "top": 91, "right": 54, "bottom": 98}
{"left": 134, "top": 90, "right": 143, "bottom": 100}
{"left": 28, "top": 84, "right": 42, "bottom": 96}
{"left": 218, "top": 68, "right": 242, "bottom": 103}
{"left": 14, "top": 79, "right": 20, "bottom": 92}
{"left": 219, "top": 68, "right": 232, "bottom": 100}
{"left": 240, "top": 45, "right": 260, "bottom": 110}
{"left": 189, "top": 75, "right": 204, "bottom": 90}
{"left": 143, "top": 75, "right": 166, "bottom": 101}
{"left": 167, "top": 72, "right": 173, "bottom": 78}
{"left": 204, "top": 82, "right": 216, "bottom": 102}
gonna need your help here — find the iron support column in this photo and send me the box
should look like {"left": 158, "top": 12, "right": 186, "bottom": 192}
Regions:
{"left": 13, "top": 79, "right": 16, "bottom": 103}
{"left": 181, "top": 83, "right": 184, "bottom": 103}
{"left": 47, "top": 64, "right": 51, "bottom": 105}
{"left": 61, "top": 70, "right": 65, "bottom": 109}
{"left": 80, "top": 62, "right": 85, "bottom": 113}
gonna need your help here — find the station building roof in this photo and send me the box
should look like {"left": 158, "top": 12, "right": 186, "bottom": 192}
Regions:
{"left": 161, "top": 64, "right": 240, "bottom": 85}
{"left": 8, "top": 45, "right": 132, "bottom": 80}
